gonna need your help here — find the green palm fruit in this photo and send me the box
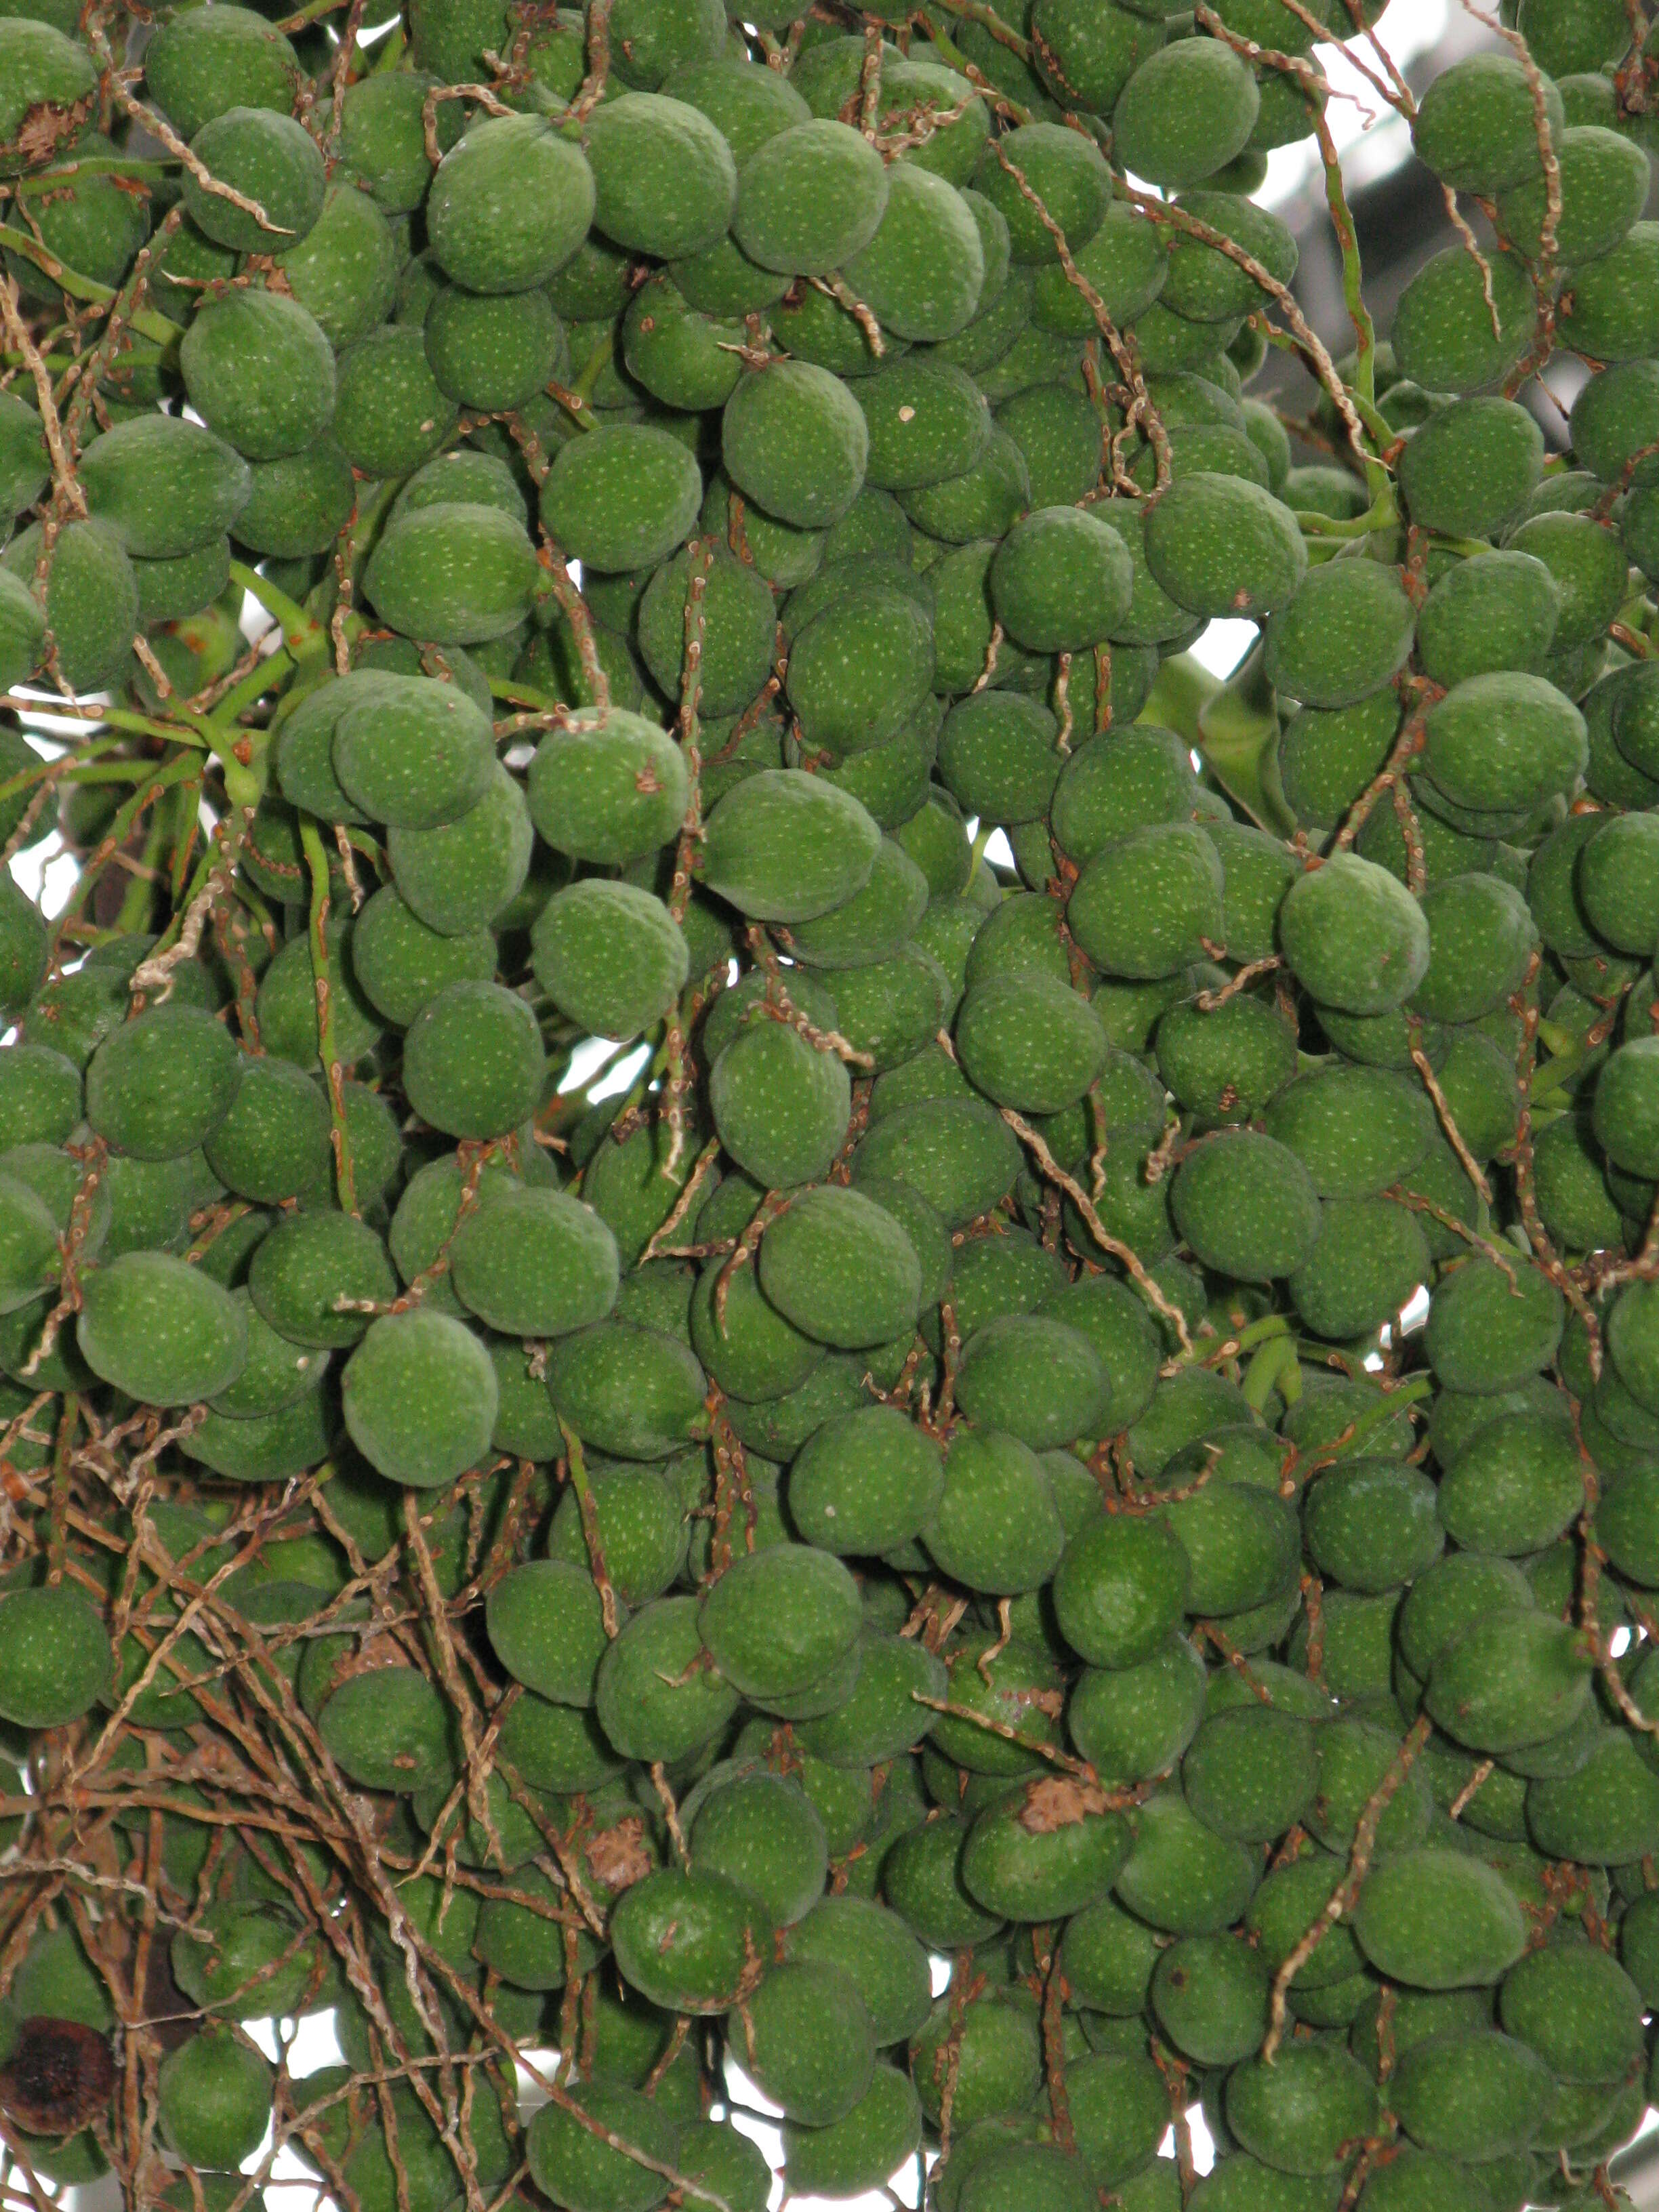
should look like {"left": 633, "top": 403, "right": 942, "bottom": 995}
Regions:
{"left": 388, "top": 760, "right": 535, "bottom": 930}
{"left": 183, "top": 108, "right": 325, "bottom": 255}
{"left": 731, "top": 1959, "right": 876, "bottom": 2124}
{"left": 1170, "top": 1128, "right": 1322, "bottom": 1280}
{"left": 926, "top": 1426, "right": 1067, "bottom": 1593}
{"left": 1304, "top": 1459, "right": 1442, "bottom": 1589}
{"left": 1387, "top": 2027, "right": 1551, "bottom": 2161}
{"left": 689, "top": 1766, "right": 826, "bottom": 1924}
{"left": 1068, "top": 823, "right": 1225, "bottom": 977}
{"left": 696, "top": 1540, "right": 859, "bottom": 1705}
{"left": 77, "top": 1250, "right": 247, "bottom": 1404}
{"left": 989, "top": 505, "right": 1132, "bottom": 652}
{"left": 1116, "top": 1786, "right": 1262, "bottom": 1935}
{"left": 157, "top": 2030, "right": 272, "bottom": 2171}
{"left": 331, "top": 325, "right": 459, "bottom": 478}
{"left": 364, "top": 499, "right": 540, "bottom": 644}
{"left": 142, "top": 3, "right": 300, "bottom": 140}
{"left": 1, "top": 518, "right": 137, "bottom": 695}
{"left": 1423, "top": 1253, "right": 1564, "bottom": 1393}
{"left": 783, "top": 2062, "right": 923, "bottom": 2198}
{"left": 1263, "top": 559, "right": 1416, "bottom": 709}
{"left": 1246, "top": 1849, "right": 1363, "bottom": 1987}
{"left": 1411, "top": 52, "right": 1566, "bottom": 194}
{"left": 350, "top": 884, "right": 497, "bottom": 1027}
{"left": 733, "top": 118, "right": 888, "bottom": 276}
{"left": 247, "top": 1209, "right": 395, "bottom": 1347}
{"left": 0, "top": 1583, "right": 110, "bottom": 1726}
{"left": 275, "top": 181, "right": 398, "bottom": 348}
{"left": 1500, "top": 122, "right": 1649, "bottom": 264}
{"left": 1051, "top": 1509, "right": 1190, "bottom": 1667}
{"left": 340, "top": 1307, "right": 497, "bottom": 1488}
{"left": 525, "top": 2083, "right": 680, "bottom": 2212}
{"left": 0, "top": 19, "right": 96, "bottom": 171}
{"left": 179, "top": 286, "right": 336, "bottom": 461}
{"left": 427, "top": 111, "right": 594, "bottom": 290}
{"left": 855, "top": 358, "right": 992, "bottom": 492}
{"left": 333, "top": 676, "right": 497, "bottom": 832}
{"left": 911, "top": 1988, "right": 1040, "bottom": 2129}
{"left": 1109, "top": 41, "right": 1261, "bottom": 188}
{"left": 960, "top": 1774, "right": 1130, "bottom": 1919}
{"left": 1391, "top": 244, "right": 1535, "bottom": 392}
{"left": 1227, "top": 2043, "right": 1380, "bottom": 2177}
{"left": 80, "top": 415, "right": 250, "bottom": 562}
{"left": 585, "top": 91, "right": 736, "bottom": 260}
{"left": 1143, "top": 472, "right": 1305, "bottom": 618}
{"left": 1181, "top": 1703, "right": 1318, "bottom": 1843}
{"left": 1416, "top": 548, "right": 1560, "bottom": 688}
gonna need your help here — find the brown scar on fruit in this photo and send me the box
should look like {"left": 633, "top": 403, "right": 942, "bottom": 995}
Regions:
{"left": 8, "top": 93, "right": 96, "bottom": 169}
{"left": 0, "top": 2019, "right": 115, "bottom": 2136}
{"left": 1018, "top": 1776, "right": 1111, "bottom": 1831}
{"left": 586, "top": 1814, "right": 652, "bottom": 1891}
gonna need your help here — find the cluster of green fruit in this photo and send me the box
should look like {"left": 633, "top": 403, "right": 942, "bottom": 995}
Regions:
{"left": 5, "top": 0, "right": 1659, "bottom": 2206}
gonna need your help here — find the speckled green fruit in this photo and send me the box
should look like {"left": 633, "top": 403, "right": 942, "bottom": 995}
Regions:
{"left": 1350, "top": 1847, "right": 1528, "bottom": 1988}
{"left": 548, "top": 1321, "right": 707, "bottom": 1460}
{"left": 78, "top": 1251, "right": 247, "bottom": 1406}
{"left": 1391, "top": 244, "right": 1535, "bottom": 394}
{"left": 341, "top": 1309, "right": 497, "bottom": 1489}
{"left": 0, "top": 1584, "right": 111, "bottom": 1727}
{"left": 1052, "top": 1509, "right": 1190, "bottom": 1669}
{"left": 183, "top": 106, "right": 325, "bottom": 254}
{"left": 926, "top": 1426, "right": 1067, "bottom": 1595}
{"left": 721, "top": 358, "right": 872, "bottom": 533}
{"left": 697, "top": 1542, "right": 860, "bottom": 1703}
{"left": 525, "top": 2083, "right": 680, "bottom": 2212}
{"left": 1498, "top": 1940, "right": 1645, "bottom": 2085}
{"left": 1170, "top": 1129, "right": 1322, "bottom": 1282}
{"left": 427, "top": 111, "right": 594, "bottom": 290}
{"left": 699, "top": 769, "right": 880, "bottom": 923}
{"left": 1225, "top": 2043, "right": 1378, "bottom": 2176}
{"left": 598, "top": 1593, "right": 737, "bottom": 1759}
{"left": 1263, "top": 559, "right": 1416, "bottom": 709}
{"left": 531, "top": 882, "right": 688, "bottom": 1042}
{"left": 1143, "top": 472, "right": 1305, "bottom": 619}
{"left": 612, "top": 1866, "right": 769, "bottom": 2011}
{"left": 1423, "top": 1254, "right": 1564, "bottom": 1395}
{"left": 731, "top": 1960, "right": 876, "bottom": 2125}
{"left": 1279, "top": 852, "right": 1430, "bottom": 1015}
{"left": 756, "top": 1184, "right": 921, "bottom": 1349}
{"left": 1110, "top": 40, "right": 1261, "bottom": 188}
{"left": 157, "top": 2029, "right": 272, "bottom": 2171}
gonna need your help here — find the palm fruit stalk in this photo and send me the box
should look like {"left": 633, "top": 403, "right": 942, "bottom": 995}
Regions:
{"left": 0, "top": 0, "right": 1656, "bottom": 2208}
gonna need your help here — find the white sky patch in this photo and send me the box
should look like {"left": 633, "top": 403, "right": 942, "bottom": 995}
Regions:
{"left": 1188, "top": 619, "right": 1260, "bottom": 684}
{"left": 1259, "top": 0, "right": 1453, "bottom": 211}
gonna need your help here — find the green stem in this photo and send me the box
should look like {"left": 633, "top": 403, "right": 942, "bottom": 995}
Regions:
{"left": 916, "top": 10, "right": 1034, "bottom": 117}
{"left": 299, "top": 819, "right": 357, "bottom": 1216}
{"left": 1315, "top": 126, "right": 1388, "bottom": 504}
{"left": 14, "top": 158, "right": 178, "bottom": 191}
{"left": 228, "top": 560, "right": 326, "bottom": 652}
{"left": 52, "top": 750, "right": 202, "bottom": 945}
{"left": 489, "top": 675, "right": 562, "bottom": 712}
{"left": 201, "top": 644, "right": 300, "bottom": 733}
{"left": 114, "top": 800, "right": 170, "bottom": 937}
{"left": 1294, "top": 492, "right": 1397, "bottom": 541}
{"left": 571, "top": 329, "right": 615, "bottom": 403}
{"left": 0, "top": 228, "right": 182, "bottom": 346}
{"left": 1233, "top": 1313, "right": 1293, "bottom": 1356}
{"left": 1242, "top": 1333, "right": 1299, "bottom": 1412}
{"left": 1326, "top": 1374, "right": 1434, "bottom": 1456}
